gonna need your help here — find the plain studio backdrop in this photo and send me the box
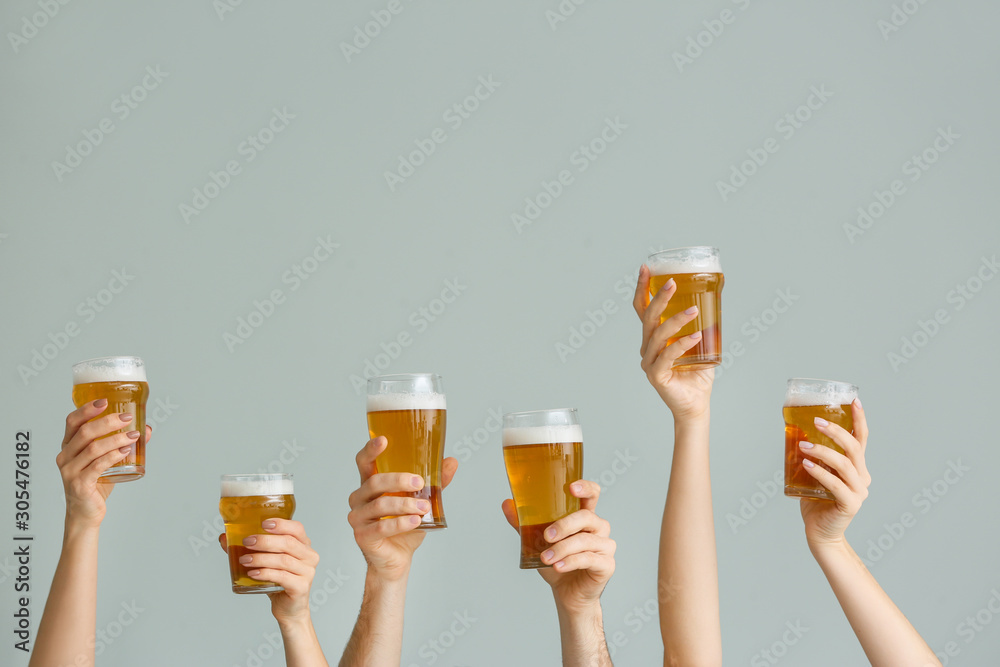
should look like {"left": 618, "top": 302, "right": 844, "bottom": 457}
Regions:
{"left": 2, "top": 1, "right": 999, "bottom": 665}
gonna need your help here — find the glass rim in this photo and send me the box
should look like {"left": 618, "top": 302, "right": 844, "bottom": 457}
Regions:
{"left": 786, "top": 377, "right": 858, "bottom": 392}
{"left": 367, "top": 373, "right": 442, "bottom": 382}
{"left": 503, "top": 408, "right": 577, "bottom": 419}
{"left": 220, "top": 473, "right": 294, "bottom": 481}
{"left": 72, "top": 355, "right": 144, "bottom": 369}
{"left": 647, "top": 246, "right": 720, "bottom": 261}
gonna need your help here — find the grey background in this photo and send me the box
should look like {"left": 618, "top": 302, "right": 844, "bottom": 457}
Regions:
{"left": 2, "top": 1, "right": 999, "bottom": 665}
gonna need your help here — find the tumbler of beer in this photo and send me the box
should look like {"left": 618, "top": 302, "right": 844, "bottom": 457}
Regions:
{"left": 502, "top": 409, "right": 584, "bottom": 569}
{"left": 367, "top": 374, "right": 448, "bottom": 530}
{"left": 71, "top": 356, "right": 149, "bottom": 483}
{"left": 219, "top": 474, "right": 296, "bottom": 594}
{"left": 783, "top": 378, "right": 858, "bottom": 500}
{"left": 647, "top": 247, "right": 724, "bottom": 369}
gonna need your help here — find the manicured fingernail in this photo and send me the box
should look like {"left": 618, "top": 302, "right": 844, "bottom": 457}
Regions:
{"left": 416, "top": 500, "right": 430, "bottom": 513}
{"left": 239, "top": 555, "right": 253, "bottom": 565}
{"left": 247, "top": 569, "right": 261, "bottom": 578}
{"left": 409, "top": 515, "right": 421, "bottom": 525}
{"left": 126, "top": 430, "right": 140, "bottom": 439}
{"left": 262, "top": 520, "right": 276, "bottom": 530}
{"left": 243, "top": 536, "right": 257, "bottom": 546}
{"left": 662, "top": 278, "right": 675, "bottom": 291}
{"left": 554, "top": 561, "right": 565, "bottom": 569}
{"left": 119, "top": 413, "right": 134, "bottom": 423}
{"left": 570, "top": 482, "right": 582, "bottom": 494}
{"left": 545, "top": 527, "right": 557, "bottom": 541}
{"left": 854, "top": 397, "right": 862, "bottom": 409}
{"left": 684, "top": 306, "right": 698, "bottom": 315}
{"left": 814, "top": 417, "right": 829, "bottom": 427}
{"left": 689, "top": 331, "right": 702, "bottom": 340}
{"left": 542, "top": 550, "right": 554, "bottom": 562}
{"left": 803, "top": 459, "right": 815, "bottom": 468}
{"left": 94, "top": 398, "right": 108, "bottom": 409}
{"left": 118, "top": 446, "right": 132, "bottom": 454}
{"left": 411, "top": 475, "right": 423, "bottom": 488}
{"left": 799, "top": 441, "right": 814, "bottom": 449}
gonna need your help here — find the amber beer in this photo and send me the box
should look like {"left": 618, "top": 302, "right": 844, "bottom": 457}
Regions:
{"left": 219, "top": 474, "right": 295, "bottom": 594}
{"left": 503, "top": 409, "right": 584, "bottom": 569}
{"left": 367, "top": 374, "right": 447, "bottom": 530}
{"left": 71, "top": 356, "right": 149, "bottom": 483}
{"left": 647, "top": 247, "right": 724, "bottom": 369}
{"left": 784, "top": 378, "right": 858, "bottom": 500}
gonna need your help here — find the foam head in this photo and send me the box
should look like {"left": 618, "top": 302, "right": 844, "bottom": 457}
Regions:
{"left": 220, "top": 474, "right": 294, "bottom": 497}
{"left": 503, "top": 424, "right": 584, "bottom": 447}
{"left": 784, "top": 378, "right": 858, "bottom": 407}
{"left": 367, "top": 392, "right": 447, "bottom": 411}
{"left": 647, "top": 246, "right": 721, "bottom": 276}
{"left": 72, "top": 356, "right": 146, "bottom": 384}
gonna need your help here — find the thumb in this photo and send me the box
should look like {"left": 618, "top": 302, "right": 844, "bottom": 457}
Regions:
{"left": 501, "top": 499, "right": 519, "bottom": 532}
{"left": 218, "top": 533, "right": 228, "bottom": 553}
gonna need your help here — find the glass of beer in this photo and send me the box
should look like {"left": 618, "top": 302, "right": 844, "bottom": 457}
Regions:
{"left": 647, "top": 246, "right": 724, "bottom": 369}
{"left": 367, "top": 374, "right": 448, "bottom": 530}
{"left": 219, "top": 473, "right": 296, "bottom": 594}
{"left": 784, "top": 378, "right": 858, "bottom": 500}
{"left": 502, "top": 409, "right": 584, "bottom": 569}
{"left": 71, "top": 356, "right": 149, "bottom": 483}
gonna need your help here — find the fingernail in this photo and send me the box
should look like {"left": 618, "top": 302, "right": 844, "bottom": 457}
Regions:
{"left": 243, "top": 536, "right": 257, "bottom": 546}
{"left": 799, "top": 441, "right": 814, "bottom": 449}
{"left": 570, "top": 482, "right": 582, "bottom": 494}
{"left": 409, "top": 515, "right": 421, "bottom": 525}
{"left": 542, "top": 550, "right": 554, "bottom": 562}
{"left": 126, "top": 430, "right": 140, "bottom": 439}
{"left": 662, "top": 278, "right": 675, "bottom": 291}
{"left": 239, "top": 555, "right": 253, "bottom": 565}
{"left": 545, "top": 527, "right": 557, "bottom": 541}
{"left": 416, "top": 500, "right": 430, "bottom": 513}
{"left": 119, "top": 413, "right": 134, "bottom": 423}
{"left": 262, "top": 520, "right": 276, "bottom": 530}
{"left": 854, "top": 397, "right": 863, "bottom": 409}
{"left": 94, "top": 398, "right": 108, "bottom": 409}
{"left": 689, "top": 331, "right": 703, "bottom": 340}
{"left": 247, "top": 569, "right": 261, "bottom": 578}
{"left": 411, "top": 475, "right": 423, "bottom": 489}
{"left": 684, "top": 306, "right": 698, "bottom": 315}
{"left": 554, "top": 561, "right": 565, "bottom": 569}
{"left": 118, "top": 446, "right": 132, "bottom": 454}
{"left": 803, "top": 459, "right": 815, "bottom": 468}
{"left": 814, "top": 417, "right": 829, "bottom": 427}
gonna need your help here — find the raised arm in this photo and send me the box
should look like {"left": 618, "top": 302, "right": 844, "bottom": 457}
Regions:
{"left": 30, "top": 400, "right": 147, "bottom": 667}
{"left": 501, "top": 480, "right": 616, "bottom": 667}
{"left": 633, "top": 266, "right": 721, "bottom": 667}
{"left": 339, "top": 437, "right": 458, "bottom": 667}
{"left": 799, "top": 401, "right": 940, "bottom": 667}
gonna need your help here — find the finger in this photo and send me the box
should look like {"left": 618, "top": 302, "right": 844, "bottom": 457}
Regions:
{"left": 63, "top": 412, "right": 134, "bottom": 458}
{"left": 550, "top": 551, "right": 616, "bottom": 580}
{"left": 645, "top": 331, "right": 703, "bottom": 376}
{"left": 540, "top": 532, "right": 616, "bottom": 566}
{"left": 77, "top": 446, "right": 131, "bottom": 484}
{"left": 242, "top": 534, "right": 316, "bottom": 565}
{"left": 218, "top": 533, "right": 228, "bottom": 553}
{"left": 501, "top": 499, "right": 519, "bottom": 531}
{"left": 801, "top": 459, "right": 855, "bottom": 506}
{"left": 245, "top": 568, "right": 309, "bottom": 597}
{"left": 239, "top": 551, "right": 312, "bottom": 578}
{"left": 63, "top": 399, "right": 109, "bottom": 444}
{"left": 641, "top": 307, "right": 700, "bottom": 368}
{"left": 546, "top": 509, "right": 610, "bottom": 542}
{"left": 813, "top": 417, "right": 867, "bottom": 483}
{"left": 441, "top": 457, "right": 458, "bottom": 490}
{"left": 631, "top": 264, "right": 650, "bottom": 317}
{"left": 798, "top": 442, "right": 862, "bottom": 492}
{"left": 355, "top": 437, "right": 387, "bottom": 483}
{"left": 348, "top": 496, "right": 430, "bottom": 527}
{"left": 260, "top": 518, "right": 311, "bottom": 546}
{"left": 348, "top": 472, "right": 425, "bottom": 509}
{"left": 354, "top": 514, "right": 422, "bottom": 542}
{"left": 851, "top": 398, "right": 868, "bottom": 450}
{"left": 569, "top": 480, "right": 601, "bottom": 512}
{"left": 640, "top": 278, "right": 678, "bottom": 356}
{"left": 145, "top": 424, "right": 153, "bottom": 444}
{"left": 60, "top": 430, "right": 139, "bottom": 477}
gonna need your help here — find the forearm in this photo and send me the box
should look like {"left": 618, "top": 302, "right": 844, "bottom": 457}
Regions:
{"left": 811, "top": 541, "right": 939, "bottom": 667}
{"left": 279, "top": 616, "right": 328, "bottom": 667}
{"left": 556, "top": 601, "right": 613, "bottom": 667}
{"left": 658, "top": 414, "right": 722, "bottom": 666}
{"left": 30, "top": 518, "right": 100, "bottom": 667}
{"left": 338, "top": 568, "right": 409, "bottom": 667}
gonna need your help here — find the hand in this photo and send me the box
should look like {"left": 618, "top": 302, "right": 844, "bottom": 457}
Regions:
{"left": 347, "top": 437, "right": 458, "bottom": 581}
{"left": 57, "top": 399, "right": 151, "bottom": 528}
{"left": 799, "top": 399, "right": 871, "bottom": 549}
{"left": 633, "top": 265, "right": 714, "bottom": 420}
{"left": 502, "top": 480, "right": 616, "bottom": 613}
{"left": 218, "top": 519, "right": 319, "bottom": 625}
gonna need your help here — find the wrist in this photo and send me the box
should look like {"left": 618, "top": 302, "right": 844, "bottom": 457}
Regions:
{"left": 275, "top": 611, "right": 314, "bottom": 634}
{"left": 366, "top": 563, "right": 410, "bottom": 588}
{"left": 554, "top": 595, "right": 603, "bottom": 620}
{"left": 808, "top": 537, "right": 851, "bottom": 561}
{"left": 63, "top": 514, "right": 102, "bottom": 539}
{"left": 673, "top": 411, "right": 711, "bottom": 435}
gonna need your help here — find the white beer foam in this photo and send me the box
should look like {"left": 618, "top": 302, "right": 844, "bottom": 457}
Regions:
{"left": 648, "top": 249, "right": 722, "bottom": 275}
{"left": 502, "top": 424, "right": 583, "bottom": 447}
{"left": 221, "top": 478, "right": 294, "bottom": 497}
{"left": 72, "top": 357, "right": 146, "bottom": 384}
{"left": 785, "top": 384, "right": 857, "bottom": 407}
{"left": 367, "top": 392, "right": 447, "bottom": 411}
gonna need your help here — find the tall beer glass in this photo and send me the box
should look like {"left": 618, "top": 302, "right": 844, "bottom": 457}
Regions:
{"left": 71, "top": 356, "right": 149, "bottom": 483}
{"left": 784, "top": 378, "right": 858, "bottom": 500}
{"left": 502, "top": 409, "right": 583, "bottom": 569}
{"left": 219, "top": 473, "right": 296, "bottom": 594}
{"left": 367, "top": 374, "right": 447, "bottom": 530}
{"left": 647, "top": 247, "right": 724, "bottom": 369}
